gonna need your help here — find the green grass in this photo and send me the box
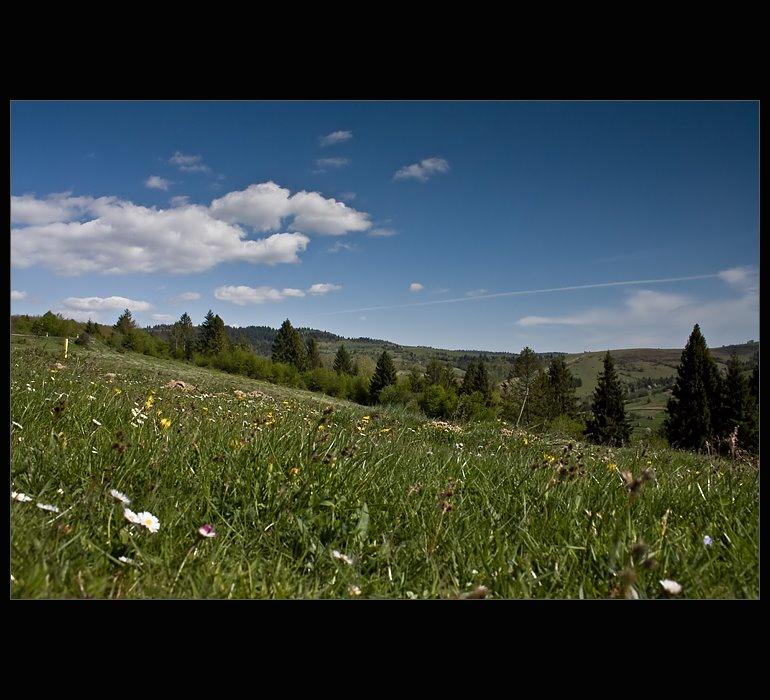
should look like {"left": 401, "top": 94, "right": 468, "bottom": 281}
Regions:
{"left": 11, "top": 338, "right": 759, "bottom": 599}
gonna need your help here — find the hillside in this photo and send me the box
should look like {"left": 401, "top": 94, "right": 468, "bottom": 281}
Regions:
{"left": 10, "top": 336, "right": 760, "bottom": 598}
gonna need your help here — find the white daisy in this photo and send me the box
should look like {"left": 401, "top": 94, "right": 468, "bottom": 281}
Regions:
{"left": 36, "top": 503, "right": 60, "bottom": 513}
{"left": 109, "top": 488, "right": 131, "bottom": 505}
{"left": 11, "top": 491, "right": 33, "bottom": 502}
{"left": 659, "top": 579, "right": 682, "bottom": 595}
{"left": 124, "top": 508, "right": 141, "bottom": 524}
{"left": 137, "top": 511, "right": 160, "bottom": 533}
{"left": 332, "top": 550, "right": 354, "bottom": 566}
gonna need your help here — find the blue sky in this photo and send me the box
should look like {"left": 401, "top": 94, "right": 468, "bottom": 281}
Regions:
{"left": 11, "top": 101, "right": 759, "bottom": 352}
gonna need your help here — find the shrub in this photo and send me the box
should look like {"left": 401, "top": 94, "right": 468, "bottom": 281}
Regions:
{"left": 419, "top": 384, "right": 458, "bottom": 418}
{"left": 75, "top": 332, "right": 93, "bottom": 347}
{"left": 547, "top": 414, "right": 586, "bottom": 440}
{"left": 455, "top": 391, "right": 497, "bottom": 422}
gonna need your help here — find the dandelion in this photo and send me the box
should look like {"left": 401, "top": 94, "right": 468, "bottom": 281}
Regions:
{"left": 137, "top": 511, "right": 160, "bottom": 533}
{"left": 36, "top": 503, "right": 60, "bottom": 513}
{"left": 659, "top": 579, "right": 682, "bottom": 596}
{"left": 332, "top": 550, "right": 354, "bottom": 565}
{"left": 703, "top": 535, "right": 713, "bottom": 547}
{"left": 607, "top": 462, "right": 617, "bottom": 472}
{"left": 109, "top": 488, "right": 131, "bottom": 505}
{"left": 113, "top": 388, "right": 122, "bottom": 395}
{"left": 159, "top": 418, "right": 172, "bottom": 430}
{"left": 124, "top": 508, "right": 141, "bottom": 524}
{"left": 11, "top": 492, "right": 33, "bottom": 502}
{"left": 92, "top": 419, "right": 102, "bottom": 426}
{"left": 197, "top": 524, "right": 217, "bottom": 539}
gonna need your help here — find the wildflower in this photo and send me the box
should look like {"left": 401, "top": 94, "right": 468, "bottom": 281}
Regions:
{"left": 289, "top": 467, "right": 300, "bottom": 477}
{"left": 159, "top": 418, "right": 172, "bottom": 430}
{"left": 118, "top": 556, "right": 135, "bottom": 565}
{"left": 522, "top": 437, "right": 528, "bottom": 446}
{"left": 114, "top": 388, "right": 122, "bottom": 395}
{"left": 36, "top": 503, "right": 60, "bottom": 513}
{"left": 379, "top": 428, "right": 391, "bottom": 434}
{"left": 11, "top": 492, "right": 33, "bottom": 502}
{"left": 197, "top": 524, "right": 216, "bottom": 539}
{"left": 703, "top": 535, "right": 713, "bottom": 547}
{"left": 88, "top": 395, "right": 97, "bottom": 401}
{"left": 144, "top": 395, "right": 155, "bottom": 411}
{"left": 137, "top": 511, "right": 160, "bottom": 533}
{"left": 124, "top": 508, "right": 141, "bottom": 524}
{"left": 109, "top": 488, "right": 131, "bottom": 505}
{"left": 348, "top": 585, "right": 362, "bottom": 596}
{"left": 332, "top": 550, "right": 354, "bottom": 566}
{"left": 659, "top": 579, "right": 682, "bottom": 596}
{"left": 607, "top": 462, "right": 617, "bottom": 472}
{"left": 92, "top": 419, "right": 102, "bottom": 426}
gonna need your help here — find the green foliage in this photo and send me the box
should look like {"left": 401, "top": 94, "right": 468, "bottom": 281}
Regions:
{"left": 378, "top": 382, "right": 418, "bottom": 408}
{"left": 113, "top": 309, "right": 137, "bottom": 336}
{"left": 456, "top": 391, "right": 496, "bottom": 422}
{"left": 460, "top": 359, "right": 492, "bottom": 404}
{"left": 547, "top": 414, "right": 586, "bottom": 441}
{"left": 722, "top": 353, "right": 758, "bottom": 452}
{"left": 419, "top": 384, "right": 459, "bottom": 418}
{"left": 198, "top": 311, "right": 230, "bottom": 356}
{"left": 425, "top": 358, "right": 457, "bottom": 390}
{"left": 586, "top": 351, "right": 631, "bottom": 447}
{"left": 74, "top": 331, "right": 93, "bottom": 347}
{"left": 501, "top": 347, "right": 545, "bottom": 427}
{"left": 664, "top": 324, "right": 724, "bottom": 451}
{"left": 333, "top": 345, "right": 353, "bottom": 375}
{"left": 370, "top": 351, "right": 397, "bottom": 403}
{"left": 545, "top": 356, "right": 579, "bottom": 420}
{"left": 171, "top": 312, "right": 196, "bottom": 360}
{"left": 271, "top": 319, "right": 308, "bottom": 370}
{"left": 307, "top": 338, "right": 323, "bottom": 369}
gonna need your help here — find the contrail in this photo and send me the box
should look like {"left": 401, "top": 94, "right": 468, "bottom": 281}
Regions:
{"left": 316, "top": 273, "right": 719, "bottom": 316}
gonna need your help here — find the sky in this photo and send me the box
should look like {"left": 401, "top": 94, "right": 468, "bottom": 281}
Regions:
{"left": 10, "top": 101, "right": 759, "bottom": 353}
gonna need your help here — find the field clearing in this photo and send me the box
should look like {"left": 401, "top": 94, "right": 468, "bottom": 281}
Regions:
{"left": 10, "top": 338, "right": 759, "bottom": 599}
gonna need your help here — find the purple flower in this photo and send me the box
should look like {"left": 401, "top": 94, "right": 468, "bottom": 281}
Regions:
{"left": 703, "top": 535, "right": 713, "bottom": 546}
{"left": 197, "top": 524, "right": 216, "bottom": 539}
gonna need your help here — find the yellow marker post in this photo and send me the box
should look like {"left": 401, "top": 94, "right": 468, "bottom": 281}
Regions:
{"left": 63, "top": 338, "right": 69, "bottom": 360}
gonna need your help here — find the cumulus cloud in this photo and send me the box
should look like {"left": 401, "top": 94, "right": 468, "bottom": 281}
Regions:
{"left": 319, "top": 130, "right": 352, "bottom": 147}
{"left": 11, "top": 193, "right": 93, "bottom": 225}
{"left": 409, "top": 282, "right": 424, "bottom": 292}
{"left": 394, "top": 157, "right": 450, "bottom": 182}
{"left": 368, "top": 227, "right": 397, "bottom": 238}
{"left": 169, "top": 151, "right": 211, "bottom": 174}
{"left": 173, "top": 291, "right": 201, "bottom": 302}
{"left": 11, "top": 290, "right": 27, "bottom": 300}
{"left": 170, "top": 195, "right": 190, "bottom": 207}
{"left": 287, "top": 190, "right": 371, "bottom": 236}
{"left": 315, "top": 158, "right": 350, "bottom": 169}
{"left": 307, "top": 283, "right": 342, "bottom": 295}
{"left": 718, "top": 265, "right": 758, "bottom": 291}
{"left": 11, "top": 194, "right": 309, "bottom": 275}
{"left": 61, "top": 296, "right": 153, "bottom": 313}
{"left": 214, "top": 285, "right": 305, "bottom": 305}
{"left": 145, "top": 175, "right": 172, "bottom": 191}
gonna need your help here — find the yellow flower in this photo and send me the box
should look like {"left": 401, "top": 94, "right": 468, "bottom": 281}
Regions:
{"left": 362, "top": 415, "right": 371, "bottom": 422}
{"left": 379, "top": 428, "right": 391, "bottom": 434}
{"left": 289, "top": 467, "right": 300, "bottom": 476}
{"left": 607, "top": 462, "right": 617, "bottom": 472}
{"left": 144, "top": 395, "right": 155, "bottom": 411}
{"left": 522, "top": 437, "right": 529, "bottom": 446}
{"left": 159, "top": 418, "right": 172, "bottom": 430}
{"left": 114, "top": 387, "right": 122, "bottom": 395}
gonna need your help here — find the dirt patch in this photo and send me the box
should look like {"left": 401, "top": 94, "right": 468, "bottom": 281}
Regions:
{"left": 164, "top": 380, "right": 197, "bottom": 392}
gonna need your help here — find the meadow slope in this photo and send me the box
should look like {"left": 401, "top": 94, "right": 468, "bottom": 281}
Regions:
{"left": 10, "top": 338, "right": 759, "bottom": 599}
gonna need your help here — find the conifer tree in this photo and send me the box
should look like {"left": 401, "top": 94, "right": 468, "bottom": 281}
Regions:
{"left": 114, "top": 309, "right": 136, "bottom": 335}
{"left": 545, "top": 356, "right": 579, "bottom": 419}
{"left": 307, "top": 337, "right": 323, "bottom": 369}
{"left": 722, "top": 353, "right": 757, "bottom": 451}
{"left": 177, "top": 312, "right": 196, "bottom": 359}
{"left": 271, "top": 319, "right": 308, "bottom": 370}
{"left": 85, "top": 319, "right": 100, "bottom": 335}
{"left": 197, "top": 310, "right": 217, "bottom": 353}
{"left": 333, "top": 344, "right": 353, "bottom": 375}
{"left": 664, "top": 324, "right": 724, "bottom": 451}
{"left": 460, "top": 360, "right": 479, "bottom": 395}
{"left": 209, "top": 314, "right": 229, "bottom": 355}
{"left": 586, "top": 351, "right": 631, "bottom": 446}
{"left": 502, "top": 347, "right": 543, "bottom": 425}
{"left": 369, "top": 351, "right": 397, "bottom": 403}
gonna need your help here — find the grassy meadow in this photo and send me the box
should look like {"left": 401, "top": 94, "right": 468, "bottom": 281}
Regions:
{"left": 10, "top": 336, "right": 759, "bottom": 599}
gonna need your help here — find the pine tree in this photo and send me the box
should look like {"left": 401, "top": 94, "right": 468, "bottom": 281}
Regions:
{"left": 85, "top": 319, "right": 100, "bottom": 335}
{"left": 209, "top": 314, "right": 229, "bottom": 355}
{"left": 722, "top": 353, "right": 757, "bottom": 451}
{"left": 664, "top": 324, "right": 724, "bottom": 451}
{"left": 369, "top": 351, "right": 397, "bottom": 403}
{"left": 333, "top": 344, "right": 353, "bottom": 375}
{"left": 197, "top": 310, "right": 216, "bottom": 353}
{"left": 460, "top": 360, "right": 479, "bottom": 395}
{"left": 113, "top": 309, "right": 136, "bottom": 335}
{"left": 271, "top": 319, "right": 308, "bottom": 370}
{"left": 177, "top": 312, "right": 196, "bottom": 359}
{"left": 586, "top": 351, "right": 631, "bottom": 446}
{"left": 307, "top": 337, "right": 323, "bottom": 369}
{"left": 545, "top": 356, "right": 579, "bottom": 419}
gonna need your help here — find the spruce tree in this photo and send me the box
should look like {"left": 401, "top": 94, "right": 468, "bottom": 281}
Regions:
{"left": 664, "top": 324, "right": 724, "bottom": 451}
{"left": 198, "top": 310, "right": 216, "bottom": 353}
{"left": 271, "top": 319, "right": 308, "bottom": 370}
{"left": 333, "top": 345, "right": 353, "bottom": 375}
{"left": 209, "top": 314, "right": 230, "bottom": 355}
{"left": 722, "top": 353, "right": 757, "bottom": 451}
{"left": 586, "top": 351, "right": 631, "bottom": 446}
{"left": 369, "top": 351, "right": 397, "bottom": 403}
{"left": 307, "top": 337, "right": 323, "bottom": 369}
{"left": 545, "top": 356, "right": 579, "bottom": 419}
{"left": 460, "top": 360, "right": 479, "bottom": 395}
{"left": 177, "top": 312, "right": 196, "bottom": 359}
{"left": 114, "top": 309, "right": 136, "bottom": 335}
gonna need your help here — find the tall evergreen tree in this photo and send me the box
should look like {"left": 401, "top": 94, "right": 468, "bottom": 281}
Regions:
{"left": 333, "top": 344, "right": 353, "bottom": 375}
{"left": 586, "top": 351, "right": 631, "bottom": 446}
{"left": 271, "top": 319, "right": 308, "bottom": 370}
{"left": 369, "top": 351, "right": 397, "bottom": 403}
{"left": 172, "top": 312, "right": 196, "bottom": 358}
{"left": 722, "top": 353, "right": 757, "bottom": 451}
{"left": 114, "top": 309, "right": 136, "bottom": 335}
{"left": 198, "top": 310, "right": 217, "bottom": 353}
{"left": 664, "top": 324, "right": 724, "bottom": 451}
{"left": 545, "top": 356, "right": 579, "bottom": 419}
{"left": 502, "top": 347, "right": 543, "bottom": 425}
{"left": 85, "top": 319, "right": 100, "bottom": 335}
{"left": 307, "top": 337, "right": 323, "bottom": 369}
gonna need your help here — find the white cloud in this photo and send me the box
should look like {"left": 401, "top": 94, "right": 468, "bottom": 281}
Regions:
{"left": 327, "top": 241, "right": 358, "bottom": 254}
{"left": 718, "top": 265, "right": 757, "bottom": 290}
{"left": 61, "top": 296, "right": 153, "bottom": 313}
{"left": 339, "top": 192, "right": 356, "bottom": 201}
{"left": 308, "top": 283, "right": 342, "bottom": 295}
{"left": 12, "top": 195, "right": 309, "bottom": 275}
{"left": 287, "top": 191, "right": 371, "bottom": 236}
{"left": 368, "top": 227, "right": 397, "bottom": 238}
{"left": 169, "top": 151, "right": 211, "bottom": 174}
{"left": 315, "top": 158, "right": 350, "bottom": 169}
{"left": 151, "top": 313, "right": 174, "bottom": 322}
{"left": 170, "top": 196, "right": 190, "bottom": 207}
{"left": 409, "top": 282, "right": 424, "bottom": 292}
{"left": 214, "top": 285, "right": 306, "bottom": 305}
{"left": 145, "top": 175, "right": 172, "bottom": 191}
{"left": 11, "top": 290, "right": 27, "bottom": 300}
{"left": 174, "top": 292, "right": 201, "bottom": 302}
{"left": 319, "top": 130, "right": 352, "bottom": 147}
{"left": 394, "top": 157, "right": 450, "bottom": 182}
{"left": 11, "top": 193, "right": 93, "bottom": 225}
